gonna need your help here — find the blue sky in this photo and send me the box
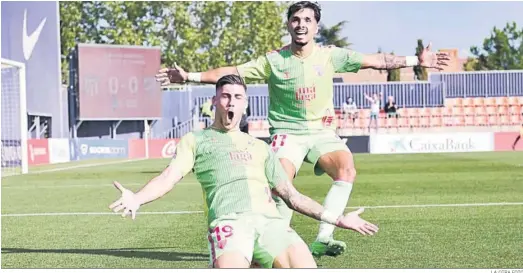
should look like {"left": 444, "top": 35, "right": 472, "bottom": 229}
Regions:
{"left": 299, "top": 1, "right": 523, "bottom": 58}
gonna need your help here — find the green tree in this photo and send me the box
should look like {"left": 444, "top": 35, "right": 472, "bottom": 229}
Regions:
{"left": 153, "top": 1, "right": 289, "bottom": 73}
{"left": 59, "top": 1, "right": 289, "bottom": 84}
{"left": 198, "top": 1, "right": 288, "bottom": 70}
{"left": 387, "top": 52, "right": 401, "bottom": 82}
{"left": 470, "top": 21, "right": 523, "bottom": 70}
{"left": 414, "top": 39, "right": 428, "bottom": 80}
{"left": 96, "top": 1, "right": 164, "bottom": 46}
{"left": 463, "top": 57, "right": 479, "bottom": 71}
{"left": 315, "top": 20, "right": 352, "bottom": 48}
{"left": 59, "top": 1, "right": 101, "bottom": 82}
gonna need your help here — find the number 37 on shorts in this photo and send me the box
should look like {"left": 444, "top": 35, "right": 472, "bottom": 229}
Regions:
{"left": 270, "top": 134, "right": 288, "bottom": 153}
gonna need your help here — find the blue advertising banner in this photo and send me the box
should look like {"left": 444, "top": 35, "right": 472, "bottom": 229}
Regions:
{"left": 70, "top": 139, "right": 129, "bottom": 161}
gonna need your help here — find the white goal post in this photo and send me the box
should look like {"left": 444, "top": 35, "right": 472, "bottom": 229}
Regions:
{"left": 1, "top": 58, "right": 29, "bottom": 175}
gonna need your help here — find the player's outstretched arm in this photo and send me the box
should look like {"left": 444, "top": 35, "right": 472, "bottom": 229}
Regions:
{"left": 108, "top": 164, "right": 184, "bottom": 219}
{"left": 155, "top": 63, "right": 240, "bottom": 86}
{"left": 109, "top": 133, "right": 196, "bottom": 220}
{"left": 272, "top": 180, "right": 379, "bottom": 236}
{"left": 133, "top": 164, "right": 184, "bottom": 205}
{"left": 155, "top": 56, "right": 269, "bottom": 86}
{"left": 360, "top": 42, "right": 450, "bottom": 71}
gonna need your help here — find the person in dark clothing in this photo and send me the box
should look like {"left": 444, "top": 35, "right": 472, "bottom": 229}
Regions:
{"left": 240, "top": 104, "right": 251, "bottom": 134}
{"left": 513, "top": 122, "right": 523, "bottom": 150}
{"left": 384, "top": 96, "right": 399, "bottom": 118}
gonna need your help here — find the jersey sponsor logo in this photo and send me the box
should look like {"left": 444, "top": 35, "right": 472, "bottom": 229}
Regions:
{"left": 244, "top": 139, "right": 256, "bottom": 150}
{"left": 322, "top": 116, "right": 334, "bottom": 127}
{"left": 322, "top": 109, "right": 334, "bottom": 127}
{"left": 161, "top": 140, "right": 177, "bottom": 158}
{"left": 313, "top": 65, "right": 324, "bottom": 76}
{"left": 295, "top": 87, "right": 316, "bottom": 102}
{"left": 229, "top": 150, "right": 252, "bottom": 162}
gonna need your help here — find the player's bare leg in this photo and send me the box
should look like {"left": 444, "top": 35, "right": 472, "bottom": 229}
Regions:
{"left": 273, "top": 240, "right": 317, "bottom": 268}
{"left": 213, "top": 252, "right": 250, "bottom": 268}
{"left": 273, "top": 158, "right": 297, "bottom": 227}
{"left": 309, "top": 150, "right": 356, "bottom": 257}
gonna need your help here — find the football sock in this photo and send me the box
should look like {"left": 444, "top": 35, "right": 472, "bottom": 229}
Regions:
{"left": 316, "top": 180, "right": 353, "bottom": 242}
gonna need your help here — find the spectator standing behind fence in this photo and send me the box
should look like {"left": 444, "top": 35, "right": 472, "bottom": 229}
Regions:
{"left": 239, "top": 104, "right": 251, "bottom": 134}
{"left": 365, "top": 92, "right": 382, "bottom": 133}
{"left": 384, "top": 96, "right": 399, "bottom": 118}
{"left": 342, "top": 97, "right": 358, "bottom": 129}
{"left": 201, "top": 98, "right": 214, "bottom": 128}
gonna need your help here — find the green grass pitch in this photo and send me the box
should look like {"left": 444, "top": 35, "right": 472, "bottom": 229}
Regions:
{"left": 2, "top": 152, "right": 522, "bottom": 268}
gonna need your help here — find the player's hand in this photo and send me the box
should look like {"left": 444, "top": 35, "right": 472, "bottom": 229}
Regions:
{"left": 418, "top": 42, "right": 451, "bottom": 71}
{"left": 336, "top": 208, "right": 379, "bottom": 235}
{"left": 155, "top": 63, "right": 187, "bottom": 86}
{"left": 109, "top": 181, "right": 141, "bottom": 220}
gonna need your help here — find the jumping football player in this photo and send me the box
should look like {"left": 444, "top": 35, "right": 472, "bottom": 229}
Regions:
{"left": 155, "top": 1, "right": 449, "bottom": 257}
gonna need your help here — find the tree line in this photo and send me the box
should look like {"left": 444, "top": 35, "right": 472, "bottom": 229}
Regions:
{"left": 59, "top": 2, "right": 522, "bottom": 82}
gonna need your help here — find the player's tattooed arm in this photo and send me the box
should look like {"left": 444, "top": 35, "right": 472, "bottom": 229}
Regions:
{"left": 272, "top": 179, "right": 379, "bottom": 235}
{"left": 360, "top": 43, "right": 450, "bottom": 71}
{"left": 360, "top": 53, "right": 409, "bottom": 70}
{"left": 273, "top": 180, "right": 337, "bottom": 223}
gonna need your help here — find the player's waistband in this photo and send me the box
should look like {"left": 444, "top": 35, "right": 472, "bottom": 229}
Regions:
{"left": 207, "top": 211, "right": 283, "bottom": 227}
{"left": 269, "top": 127, "right": 337, "bottom": 136}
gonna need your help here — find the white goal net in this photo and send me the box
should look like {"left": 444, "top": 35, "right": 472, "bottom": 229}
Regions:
{"left": 1, "top": 58, "right": 28, "bottom": 176}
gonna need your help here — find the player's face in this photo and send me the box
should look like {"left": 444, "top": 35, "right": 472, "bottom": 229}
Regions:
{"left": 214, "top": 84, "right": 247, "bottom": 130}
{"left": 287, "top": 8, "right": 318, "bottom": 47}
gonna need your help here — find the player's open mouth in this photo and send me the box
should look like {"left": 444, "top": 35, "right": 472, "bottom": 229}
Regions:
{"left": 227, "top": 110, "right": 234, "bottom": 121}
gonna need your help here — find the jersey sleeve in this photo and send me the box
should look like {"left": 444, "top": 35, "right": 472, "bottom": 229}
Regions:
{"left": 236, "top": 55, "right": 271, "bottom": 82}
{"left": 169, "top": 133, "right": 196, "bottom": 177}
{"left": 330, "top": 47, "right": 364, "bottom": 73}
{"left": 264, "top": 145, "right": 287, "bottom": 189}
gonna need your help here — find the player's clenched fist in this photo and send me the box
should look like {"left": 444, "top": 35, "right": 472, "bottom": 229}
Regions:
{"left": 335, "top": 208, "right": 379, "bottom": 236}
{"left": 155, "top": 63, "right": 187, "bottom": 86}
{"left": 109, "top": 181, "right": 141, "bottom": 220}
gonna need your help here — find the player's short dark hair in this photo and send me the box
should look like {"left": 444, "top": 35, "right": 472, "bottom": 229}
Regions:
{"left": 287, "top": 1, "right": 321, "bottom": 23}
{"left": 215, "top": 74, "right": 247, "bottom": 92}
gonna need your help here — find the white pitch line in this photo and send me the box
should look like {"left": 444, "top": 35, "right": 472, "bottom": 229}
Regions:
{"left": 1, "top": 182, "right": 199, "bottom": 189}
{"left": 2, "top": 202, "right": 523, "bottom": 217}
{"left": 347, "top": 202, "right": 523, "bottom": 209}
{"left": 1, "top": 211, "right": 204, "bottom": 217}
{"left": 2, "top": 158, "right": 148, "bottom": 177}
{"left": 31, "top": 158, "right": 148, "bottom": 174}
